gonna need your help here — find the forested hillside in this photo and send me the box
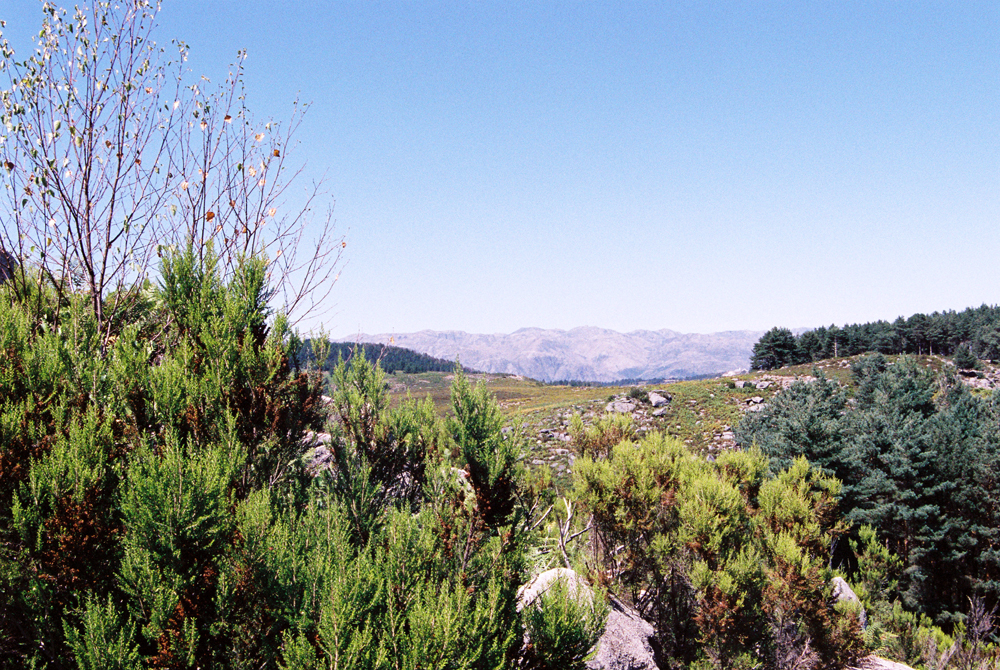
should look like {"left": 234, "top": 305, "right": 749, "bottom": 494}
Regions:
{"left": 737, "top": 354, "right": 1000, "bottom": 667}
{"left": 303, "top": 341, "right": 465, "bottom": 374}
{"left": 750, "top": 304, "right": 1000, "bottom": 370}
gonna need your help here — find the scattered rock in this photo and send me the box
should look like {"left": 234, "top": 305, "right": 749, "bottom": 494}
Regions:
{"left": 606, "top": 400, "right": 637, "bottom": 413}
{"left": 734, "top": 380, "right": 746, "bottom": 388}
{"left": 651, "top": 408, "right": 668, "bottom": 417}
{"left": 746, "top": 397, "right": 764, "bottom": 406}
{"left": 755, "top": 381, "right": 772, "bottom": 390}
{"left": 648, "top": 392, "right": 669, "bottom": 407}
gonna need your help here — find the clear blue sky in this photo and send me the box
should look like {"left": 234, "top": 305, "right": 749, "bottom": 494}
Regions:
{"left": 5, "top": 2, "right": 998, "bottom": 337}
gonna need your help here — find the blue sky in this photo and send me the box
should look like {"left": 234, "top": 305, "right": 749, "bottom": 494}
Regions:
{"left": 4, "top": 2, "right": 998, "bottom": 337}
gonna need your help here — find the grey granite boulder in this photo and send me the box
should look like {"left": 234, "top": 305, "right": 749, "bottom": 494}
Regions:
{"left": 586, "top": 596, "right": 658, "bottom": 670}
{"left": 831, "top": 576, "right": 867, "bottom": 629}
{"left": 648, "top": 392, "right": 669, "bottom": 408}
{"left": 850, "top": 658, "right": 917, "bottom": 670}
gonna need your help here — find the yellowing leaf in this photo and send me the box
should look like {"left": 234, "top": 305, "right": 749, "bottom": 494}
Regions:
{"left": 205, "top": 211, "right": 215, "bottom": 221}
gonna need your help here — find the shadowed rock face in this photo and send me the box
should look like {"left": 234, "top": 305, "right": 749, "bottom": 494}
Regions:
{"left": 0, "top": 249, "right": 16, "bottom": 283}
{"left": 353, "top": 327, "right": 765, "bottom": 383}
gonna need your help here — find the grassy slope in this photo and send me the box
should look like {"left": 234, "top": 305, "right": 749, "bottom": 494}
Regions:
{"left": 378, "top": 354, "right": 993, "bottom": 491}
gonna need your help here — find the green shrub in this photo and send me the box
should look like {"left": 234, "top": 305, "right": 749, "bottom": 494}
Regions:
{"left": 574, "top": 437, "right": 864, "bottom": 669}
{"left": 626, "top": 387, "right": 649, "bottom": 403}
{"left": 523, "top": 577, "right": 608, "bottom": 670}
{"left": 568, "top": 411, "right": 636, "bottom": 459}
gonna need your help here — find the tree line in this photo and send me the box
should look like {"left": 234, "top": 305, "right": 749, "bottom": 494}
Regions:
{"left": 302, "top": 341, "right": 464, "bottom": 375}
{"left": 750, "top": 304, "right": 1000, "bottom": 370}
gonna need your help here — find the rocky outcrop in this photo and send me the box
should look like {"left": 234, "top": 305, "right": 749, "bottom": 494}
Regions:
{"left": 517, "top": 568, "right": 590, "bottom": 610}
{"left": 301, "top": 431, "right": 334, "bottom": 471}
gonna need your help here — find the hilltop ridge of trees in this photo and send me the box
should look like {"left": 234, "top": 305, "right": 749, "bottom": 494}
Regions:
{"left": 303, "top": 341, "right": 468, "bottom": 375}
{"left": 751, "top": 304, "right": 1000, "bottom": 370}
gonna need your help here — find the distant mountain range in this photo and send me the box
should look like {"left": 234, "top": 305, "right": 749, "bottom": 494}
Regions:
{"left": 346, "top": 327, "right": 764, "bottom": 383}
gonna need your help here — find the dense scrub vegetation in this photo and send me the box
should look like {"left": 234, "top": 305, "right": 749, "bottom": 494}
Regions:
{"left": 738, "top": 354, "right": 1000, "bottom": 666}
{"left": 572, "top": 435, "right": 865, "bottom": 669}
{"left": 0, "top": 249, "right": 603, "bottom": 669}
{"left": 3, "top": 252, "right": 998, "bottom": 669}
{"left": 751, "top": 304, "right": 1000, "bottom": 370}
{"left": 0, "top": 249, "right": 889, "bottom": 669}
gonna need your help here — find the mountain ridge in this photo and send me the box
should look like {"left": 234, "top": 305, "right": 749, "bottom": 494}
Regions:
{"left": 343, "top": 326, "right": 764, "bottom": 383}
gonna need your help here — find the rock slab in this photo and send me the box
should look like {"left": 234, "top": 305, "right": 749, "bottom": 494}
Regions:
{"left": 851, "top": 657, "right": 917, "bottom": 670}
{"left": 606, "top": 400, "right": 637, "bottom": 414}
